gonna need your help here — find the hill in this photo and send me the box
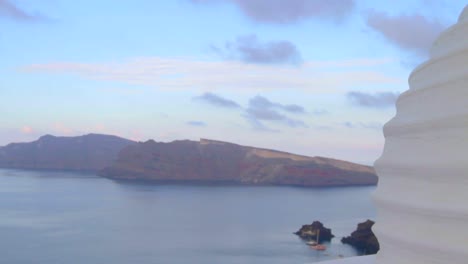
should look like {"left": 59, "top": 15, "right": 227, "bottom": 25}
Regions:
{"left": 0, "top": 134, "right": 135, "bottom": 172}
{"left": 100, "top": 138, "right": 377, "bottom": 187}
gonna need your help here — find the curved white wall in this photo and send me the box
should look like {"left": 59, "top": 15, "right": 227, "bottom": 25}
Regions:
{"left": 373, "top": 5, "right": 468, "bottom": 264}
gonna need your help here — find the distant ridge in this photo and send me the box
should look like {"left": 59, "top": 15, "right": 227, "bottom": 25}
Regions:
{"left": 100, "top": 138, "right": 378, "bottom": 187}
{"left": 0, "top": 134, "right": 135, "bottom": 172}
{"left": 0, "top": 135, "right": 378, "bottom": 187}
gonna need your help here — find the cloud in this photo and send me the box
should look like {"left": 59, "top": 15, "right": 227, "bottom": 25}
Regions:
{"left": 347, "top": 91, "right": 399, "bottom": 108}
{"left": 366, "top": 10, "right": 446, "bottom": 57}
{"left": 242, "top": 114, "right": 279, "bottom": 132}
{"left": 22, "top": 57, "right": 401, "bottom": 93}
{"left": 20, "top": 125, "right": 34, "bottom": 134}
{"left": 245, "top": 95, "right": 308, "bottom": 129}
{"left": 343, "top": 121, "right": 383, "bottom": 130}
{"left": 246, "top": 107, "right": 285, "bottom": 121}
{"left": 186, "top": 121, "right": 207, "bottom": 127}
{"left": 249, "top": 95, "right": 305, "bottom": 114}
{"left": 0, "top": 0, "right": 47, "bottom": 22}
{"left": 192, "top": 0, "right": 355, "bottom": 24}
{"left": 213, "top": 35, "right": 302, "bottom": 65}
{"left": 312, "top": 109, "right": 328, "bottom": 115}
{"left": 193, "top": 92, "right": 241, "bottom": 108}
{"left": 192, "top": 93, "right": 308, "bottom": 131}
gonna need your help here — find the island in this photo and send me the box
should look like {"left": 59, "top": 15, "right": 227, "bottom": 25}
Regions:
{"left": 0, "top": 135, "right": 377, "bottom": 187}
{"left": 99, "top": 138, "right": 378, "bottom": 187}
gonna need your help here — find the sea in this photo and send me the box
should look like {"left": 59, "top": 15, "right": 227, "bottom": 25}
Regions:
{"left": 0, "top": 168, "right": 376, "bottom": 264}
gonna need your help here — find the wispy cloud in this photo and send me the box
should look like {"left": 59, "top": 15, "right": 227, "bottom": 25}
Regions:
{"left": 191, "top": 0, "right": 355, "bottom": 24}
{"left": 20, "top": 125, "right": 34, "bottom": 134}
{"left": 312, "top": 109, "right": 328, "bottom": 115}
{"left": 366, "top": 10, "right": 446, "bottom": 57}
{"left": 193, "top": 92, "right": 241, "bottom": 108}
{"left": 186, "top": 121, "right": 207, "bottom": 127}
{"left": 242, "top": 114, "right": 279, "bottom": 133}
{"left": 212, "top": 35, "right": 302, "bottom": 65}
{"left": 22, "top": 57, "right": 401, "bottom": 93}
{"left": 347, "top": 91, "right": 399, "bottom": 108}
{"left": 249, "top": 95, "right": 305, "bottom": 114}
{"left": 244, "top": 95, "right": 308, "bottom": 130}
{"left": 192, "top": 93, "right": 309, "bottom": 132}
{"left": 0, "top": 0, "right": 47, "bottom": 22}
{"left": 343, "top": 121, "right": 383, "bottom": 130}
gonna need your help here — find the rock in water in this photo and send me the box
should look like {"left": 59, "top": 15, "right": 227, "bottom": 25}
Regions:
{"left": 341, "top": 219, "right": 379, "bottom": 255}
{"left": 294, "top": 221, "right": 334, "bottom": 242}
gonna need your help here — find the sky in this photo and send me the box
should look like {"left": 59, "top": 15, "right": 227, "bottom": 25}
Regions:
{"left": 1, "top": 0, "right": 466, "bottom": 165}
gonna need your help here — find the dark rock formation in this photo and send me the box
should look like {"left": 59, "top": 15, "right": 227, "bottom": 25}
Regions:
{"left": 100, "top": 138, "right": 378, "bottom": 187}
{"left": 0, "top": 134, "right": 135, "bottom": 172}
{"left": 294, "top": 221, "right": 334, "bottom": 242}
{"left": 341, "top": 219, "right": 380, "bottom": 255}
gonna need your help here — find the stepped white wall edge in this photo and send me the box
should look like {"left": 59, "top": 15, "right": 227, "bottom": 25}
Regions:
{"left": 373, "top": 5, "right": 468, "bottom": 264}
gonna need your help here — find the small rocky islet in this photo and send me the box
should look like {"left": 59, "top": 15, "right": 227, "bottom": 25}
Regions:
{"left": 341, "top": 219, "right": 380, "bottom": 255}
{"left": 294, "top": 221, "right": 334, "bottom": 242}
{"left": 295, "top": 219, "right": 379, "bottom": 255}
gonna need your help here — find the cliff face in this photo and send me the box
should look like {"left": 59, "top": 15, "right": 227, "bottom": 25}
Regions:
{"left": 0, "top": 134, "right": 135, "bottom": 172}
{"left": 100, "top": 139, "right": 378, "bottom": 187}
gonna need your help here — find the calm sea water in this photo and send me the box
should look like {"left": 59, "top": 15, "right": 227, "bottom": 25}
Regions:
{"left": 0, "top": 169, "right": 376, "bottom": 264}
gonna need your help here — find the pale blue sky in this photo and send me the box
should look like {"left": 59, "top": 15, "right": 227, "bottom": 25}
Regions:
{"left": 1, "top": 0, "right": 466, "bottom": 164}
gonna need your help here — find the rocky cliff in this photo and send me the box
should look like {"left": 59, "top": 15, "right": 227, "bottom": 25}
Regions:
{"left": 100, "top": 139, "right": 378, "bottom": 187}
{"left": 341, "top": 220, "right": 380, "bottom": 255}
{"left": 0, "top": 134, "right": 135, "bottom": 172}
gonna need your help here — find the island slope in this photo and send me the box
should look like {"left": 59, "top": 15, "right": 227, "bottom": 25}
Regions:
{"left": 100, "top": 138, "right": 377, "bottom": 187}
{"left": 0, "top": 134, "right": 135, "bottom": 172}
